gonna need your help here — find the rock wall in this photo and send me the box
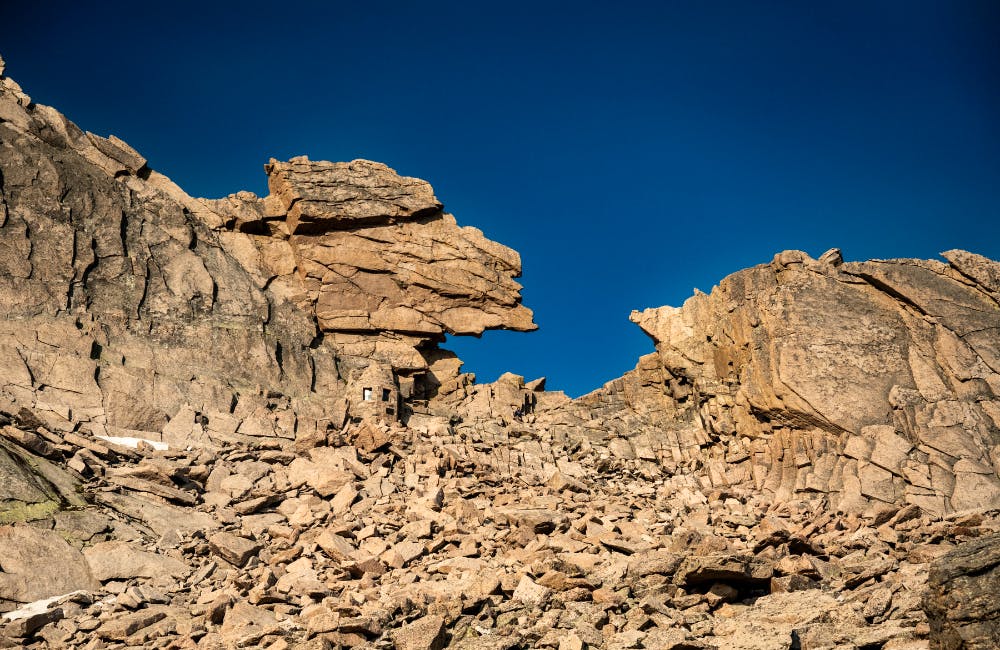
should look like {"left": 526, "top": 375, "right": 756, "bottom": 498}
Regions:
{"left": 575, "top": 248, "right": 1000, "bottom": 516}
{"left": 923, "top": 531, "right": 1000, "bottom": 649}
{"left": 0, "top": 59, "right": 534, "bottom": 456}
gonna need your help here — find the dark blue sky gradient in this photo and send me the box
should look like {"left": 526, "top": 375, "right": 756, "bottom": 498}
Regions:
{"left": 3, "top": 2, "right": 998, "bottom": 396}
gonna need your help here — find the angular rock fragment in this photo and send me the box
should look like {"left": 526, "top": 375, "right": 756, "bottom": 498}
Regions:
{"left": 392, "top": 614, "right": 447, "bottom": 650}
{"left": 208, "top": 531, "right": 261, "bottom": 567}
{"left": 923, "top": 532, "right": 1000, "bottom": 650}
{"left": 98, "top": 607, "right": 168, "bottom": 641}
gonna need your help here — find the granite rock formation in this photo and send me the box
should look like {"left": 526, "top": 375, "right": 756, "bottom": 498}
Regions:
{"left": 0, "top": 52, "right": 534, "bottom": 464}
{"left": 1, "top": 55, "right": 999, "bottom": 649}
{"left": 543, "top": 248, "right": 1000, "bottom": 518}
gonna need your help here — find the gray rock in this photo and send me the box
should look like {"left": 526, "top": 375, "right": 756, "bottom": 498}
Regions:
{"left": 923, "top": 532, "right": 1000, "bottom": 649}
{"left": 0, "top": 526, "right": 99, "bottom": 605}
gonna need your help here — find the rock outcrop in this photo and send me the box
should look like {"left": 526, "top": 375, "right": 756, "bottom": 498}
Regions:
{"left": 923, "top": 532, "right": 1000, "bottom": 649}
{"left": 1, "top": 55, "right": 999, "bottom": 649}
{"left": 214, "top": 157, "right": 535, "bottom": 374}
{"left": 0, "top": 55, "right": 534, "bottom": 461}
{"left": 555, "top": 248, "right": 1000, "bottom": 517}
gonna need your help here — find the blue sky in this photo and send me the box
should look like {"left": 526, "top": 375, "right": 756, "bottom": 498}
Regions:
{"left": 3, "top": 2, "right": 998, "bottom": 396}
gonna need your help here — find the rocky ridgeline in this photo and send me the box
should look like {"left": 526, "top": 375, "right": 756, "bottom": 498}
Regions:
{"left": 1, "top": 56, "right": 999, "bottom": 650}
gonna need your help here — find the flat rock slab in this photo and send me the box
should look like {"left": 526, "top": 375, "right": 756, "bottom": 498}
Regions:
{"left": 495, "top": 508, "right": 568, "bottom": 534}
{"left": 2, "top": 607, "right": 64, "bottom": 638}
{"left": 94, "top": 492, "right": 220, "bottom": 536}
{"left": 0, "top": 525, "right": 99, "bottom": 604}
{"left": 98, "top": 607, "right": 167, "bottom": 641}
{"left": 84, "top": 541, "right": 190, "bottom": 582}
{"left": 220, "top": 601, "right": 281, "bottom": 648}
{"left": 208, "top": 531, "right": 261, "bottom": 567}
{"left": 392, "top": 614, "right": 446, "bottom": 650}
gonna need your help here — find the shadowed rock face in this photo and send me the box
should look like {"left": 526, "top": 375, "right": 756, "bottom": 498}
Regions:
{"left": 923, "top": 532, "right": 1000, "bottom": 649}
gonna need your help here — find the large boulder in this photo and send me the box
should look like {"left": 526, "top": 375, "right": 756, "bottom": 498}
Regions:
{"left": 923, "top": 532, "right": 1000, "bottom": 649}
{"left": 0, "top": 525, "right": 100, "bottom": 610}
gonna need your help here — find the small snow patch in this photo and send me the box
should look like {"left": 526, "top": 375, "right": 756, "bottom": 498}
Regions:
{"left": 2, "top": 591, "right": 86, "bottom": 621}
{"left": 95, "top": 435, "right": 169, "bottom": 451}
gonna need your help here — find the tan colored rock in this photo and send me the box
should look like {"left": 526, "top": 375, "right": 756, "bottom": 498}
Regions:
{"left": 558, "top": 633, "right": 585, "bottom": 650}
{"left": 0, "top": 526, "right": 99, "bottom": 605}
{"left": 618, "top": 249, "right": 1000, "bottom": 514}
{"left": 83, "top": 541, "right": 189, "bottom": 581}
{"left": 259, "top": 156, "right": 535, "bottom": 375}
{"left": 0, "top": 61, "right": 537, "bottom": 484}
{"left": 219, "top": 601, "right": 281, "bottom": 647}
{"left": 317, "top": 528, "right": 358, "bottom": 562}
{"left": 97, "top": 607, "right": 168, "bottom": 641}
{"left": 208, "top": 531, "right": 261, "bottom": 567}
{"left": 2, "top": 58, "right": 1000, "bottom": 650}
{"left": 392, "top": 614, "right": 446, "bottom": 650}
{"left": 330, "top": 482, "right": 359, "bottom": 514}
{"left": 674, "top": 554, "right": 772, "bottom": 587}
{"left": 3, "top": 606, "right": 64, "bottom": 638}
{"left": 512, "top": 575, "right": 551, "bottom": 606}
{"left": 383, "top": 540, "right": 424, "bottom": 568}
{"left": 265, "top": 158, "right": 441, "bottom": 232}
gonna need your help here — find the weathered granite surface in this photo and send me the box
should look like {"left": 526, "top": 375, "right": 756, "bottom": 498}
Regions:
{"left": 541, "top": 248, "right": 1000, "bottom": 517}
{"left": 0, "top": 55, "right": 534, "bottom": 463}
{"left": 1, "top": 54, "right": 999, "bottom": 650}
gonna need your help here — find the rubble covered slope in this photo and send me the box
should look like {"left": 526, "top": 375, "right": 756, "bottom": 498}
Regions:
{"left": 1, "top": 55, "right": 999, "bottom": 650}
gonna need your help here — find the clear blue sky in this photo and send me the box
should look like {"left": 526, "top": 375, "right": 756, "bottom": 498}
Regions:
{"left": 3, "top": 2, "right": 998, "bottom": 397}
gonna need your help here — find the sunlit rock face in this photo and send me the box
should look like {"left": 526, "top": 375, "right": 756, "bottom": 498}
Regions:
{"left": 614, "top": 248, "right": 1000, "bottom": 516}
{"left": 0, "top": 61, "right": 535, "bottom": 447}
{"left": 261, "top": 157, "right": 535, "bottom": 350}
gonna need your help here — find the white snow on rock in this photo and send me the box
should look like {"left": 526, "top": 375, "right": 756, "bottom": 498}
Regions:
{"left": 94, "top": 435, "right": 169, "bottom": 451}
{"left": 2, "top": 591, "right": 86, "bottom": 621}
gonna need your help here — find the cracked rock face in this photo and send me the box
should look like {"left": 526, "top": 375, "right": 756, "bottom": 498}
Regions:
{"left": 0, "top": 61, "right": 534, "bottom": 449}
{"left": 260, "top": 157, "right": 536, "bottom": 345}
{"left": 624, "top": 248, "right": 1000, "bottom": 516}
{"left": 923, "top": 531, "right": 1000, "bottom": 649}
